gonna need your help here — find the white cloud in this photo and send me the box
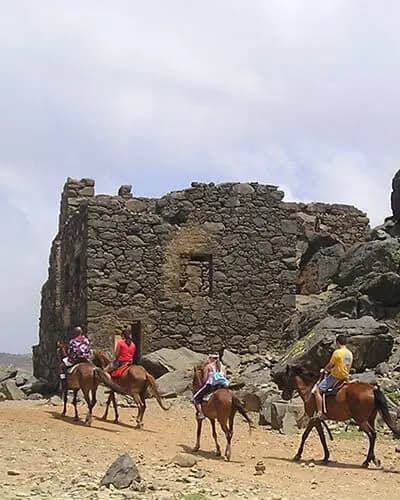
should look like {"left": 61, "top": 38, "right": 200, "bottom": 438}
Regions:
{"left": 0, "top": 1, "right": 399, "bottom": 351}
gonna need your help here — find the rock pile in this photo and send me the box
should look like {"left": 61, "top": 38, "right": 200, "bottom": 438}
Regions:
{"left": 0, "top": 365, "right": 50, "bottom": 401}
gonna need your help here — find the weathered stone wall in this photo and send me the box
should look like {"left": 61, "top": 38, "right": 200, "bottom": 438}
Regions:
{"left": 33, "top": 179, "right": 93, "bottom": 385}
{"left": 85, "top": 182, "right": 297, "bottom": 355}
{"left": 291, "top": 201, "right": 370, "bottom": 252}
{"left": 34, "top": 177, "right": 371, "bottom": 384}
{"left": 284, "top": 201, "right": 370, "bottom": 295}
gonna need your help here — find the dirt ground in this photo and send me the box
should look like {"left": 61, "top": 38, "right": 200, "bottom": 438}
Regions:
{"left": 0, "top": 398, "right": 399, "bottom": 500}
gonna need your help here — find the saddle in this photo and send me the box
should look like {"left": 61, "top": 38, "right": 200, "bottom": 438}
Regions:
{"left": 111, "top": 364, "right": 130, "bottom": 378}
{"left": 201, "top": 383, "right": 226, "bottom": 403}
{"left": 324, "top": 380, "right": 347, "bottom": 398}
{"left": 322, "top": 381, "right": 347, "bottom": 414}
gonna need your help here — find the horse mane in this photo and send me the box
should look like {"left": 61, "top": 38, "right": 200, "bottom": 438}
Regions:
{"left": 92, "top": 351, "right": 111, "bottom": 368}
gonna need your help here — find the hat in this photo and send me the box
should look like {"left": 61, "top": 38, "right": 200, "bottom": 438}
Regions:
{"left": 209, "top": 353, "right": 219, "bottom": 359}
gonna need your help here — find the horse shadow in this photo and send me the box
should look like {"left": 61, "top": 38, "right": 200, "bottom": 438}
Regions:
{"left": 93, "top": 416, "right": 158, "bottom": 433}
{"left": 266, "top": 455, "right": 398, "bottom": 472}
{"left": 178, "top": 444, "right": 241, "bottom": 463}
{"left": 46, "top": 410, "right": 118, "bottom": 433}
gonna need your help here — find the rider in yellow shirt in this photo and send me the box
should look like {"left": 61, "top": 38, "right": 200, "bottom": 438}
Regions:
{"left": 314, "top": 334, "right": 353, "bottom": 419}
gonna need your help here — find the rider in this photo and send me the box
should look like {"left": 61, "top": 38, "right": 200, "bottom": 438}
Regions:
{"left": 59, "top": 326, "right": 92, "bottom": 388}
{"left": 104, "top": 327, "right": 136, "bottom": 377}
{"left": 313, "top": 334, "right": 353, "bottom": 419}
{"left": 193, "top": 353, "right": 228, "bottom": 420}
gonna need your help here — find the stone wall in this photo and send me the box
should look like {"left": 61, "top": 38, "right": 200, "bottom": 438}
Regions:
{"left": 292, "top": 202, "right": 369, "bottom": 253}
{"left": 85, "top": 182, "right": 297, "bottom": 355}
{"left": 33, "top": 178, "right": 370, "bottom": 385}
{"left": 285, "top": 202, "right": 370, "bottom": 295}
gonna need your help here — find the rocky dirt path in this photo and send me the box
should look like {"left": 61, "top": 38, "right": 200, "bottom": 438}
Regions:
{"left": 0, "top": 399, "right": 399, "bottom": 499}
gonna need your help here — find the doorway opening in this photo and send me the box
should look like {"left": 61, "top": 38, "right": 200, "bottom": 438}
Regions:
{"left": 131, "top": 321, "right": 142, "bottom": 364}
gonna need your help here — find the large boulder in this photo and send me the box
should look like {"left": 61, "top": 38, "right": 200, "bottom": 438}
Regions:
{"left": 0, "top": 365, "right": 17, "bottom": 383}
{"left": 142, "top": 347, "right": 207, "bottom": 378}
{"left": 297, "top": 233, "right": 345, "bottom": 295}
{"left": 273, "top": 316, "right": 393, "bottom": 387}
{"left": 360, "top": 272, "right": 400, "bottom": 306}
{"left": 156, "top": 369, "right": 193, "bottom": 398}
{"left": 0, "top": 379, "right": 25, "bottom": 400}
{"left": 100, "top": 453, "right": 141, "bottom": 489}
{"left": 222, "top": 349, "right": 241, "bottom": 372}
{"left": 336, "top": 239, "right": 400, "bottom": 287}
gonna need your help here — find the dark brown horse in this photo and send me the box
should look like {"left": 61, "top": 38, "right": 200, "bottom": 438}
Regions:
{"left": 281, "top": 365, "right": 400, "bottom": 467}
{"left": 192, "top": 366, "right": 253, "bottom": 461}
{"left": 57, "top": 341, "right": 98, "bottom": 425}
{"left": 93, "top": 352, "right": 169, "bottom": 428}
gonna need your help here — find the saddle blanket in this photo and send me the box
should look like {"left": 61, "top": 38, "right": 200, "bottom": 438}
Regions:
{"left": 111, "top": 364, "right": 130, "bottom": 378}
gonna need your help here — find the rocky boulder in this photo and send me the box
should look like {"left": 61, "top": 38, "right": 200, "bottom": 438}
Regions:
{"left": 360, "top": 272, "right": 400, "bottom": 306}
{"left": 0, "top": 366, "right": 18, "bottom": 383}
{"left": 156, "top": 369, "right": 193, "bottom": 398}
{"left": 142, "top": 347, "right": 207, "bottom": 378}
{"left": 273, "top": 316, "right": 393, "bottom": 387}
{"left": 0, "top": 379, "right": 25, "bottom": 400}
{"left": 297, "top": 233, "right": 345, "bottom": 295}
{"left": 336, "top": 239, "right": 400, "bottom": 288}
{"left": 100, "top": 453, "right": 141, "bottom": 489}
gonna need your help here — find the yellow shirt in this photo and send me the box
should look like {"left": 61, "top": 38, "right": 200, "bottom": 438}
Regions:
{"left": 330, "top": 347, "right": 353, "bottom": 380}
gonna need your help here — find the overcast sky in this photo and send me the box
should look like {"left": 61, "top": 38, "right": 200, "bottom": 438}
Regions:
{"left": 0, "top": 1, "right": 399, "bottom": 353}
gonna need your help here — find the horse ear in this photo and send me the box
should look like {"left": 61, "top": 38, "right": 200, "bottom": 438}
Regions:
{"left": 285, "top": 364, "right": 290, "bottom": 375}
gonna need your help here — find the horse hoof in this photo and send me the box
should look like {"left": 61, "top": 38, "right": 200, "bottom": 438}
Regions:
{"left": 114, "top": 419, "right": 119, "bottom": 424}
{"left": 321, "top": 458, "right": 330, "bottom": 465}
{"left": 373, "top": 458, "right": 382, "bottom": 468}
{"left": 192, "top": 447, "right": 200, "bottom": 453}
{"left": 292, "top": 455, "right": 301, "bottom": 462}
{"left": 361, "top": 461, "right": 370, "bottom": 468}
{"left": 215, "top": 450, "right": 222, "bottom": 457}
{"left": 224, "top": 456, "right": 231, "bottom": 462}
{"left": 101, "top": 416, "right": 107, "bottom": 421}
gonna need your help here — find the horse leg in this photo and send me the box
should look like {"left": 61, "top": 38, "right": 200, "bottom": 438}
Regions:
{"left": 82, "top": 388, "right": 93, "bottom": 426}
{"left": 359, "top": 420, "right": 376, "bottom": 468}
{"left": 193, "top": 417, "right": 203, "bottom": 452}
{"left": 72, "top": 389, "right": 79, "bottom": 421}
{"left": 293, "top": 418, "right": 315, "bottom": 461}
{"left": 210, "top": 419, "right": 222, "bottom": 457}
{"left": 62, "top": 385, "right": 68, "bottom": 416}
{"left": 131, "top": 392, "right": 145, "bottom": 429}
{"left": 368, "top": 413, "right": 380, "bottom": 467}
{"left": 111, "top": 392, "right": 119, "bottom": 423}
{"left": 102, "top": 393, "right": 112, "bottom": 421}
{"left": 315, "top": 420, "right": 330, "bottom": 463}
{"left": 219, "top": 418, "right": 233, "bottom": 462}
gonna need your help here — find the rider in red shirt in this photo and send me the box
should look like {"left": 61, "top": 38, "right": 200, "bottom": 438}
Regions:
{"left": 105, "top": 327, "right": 136, "bottom": 376}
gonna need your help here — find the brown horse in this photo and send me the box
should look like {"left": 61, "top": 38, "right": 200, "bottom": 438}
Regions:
{"left": 281, "top": 365, "right": 400, "bottom": 467}
{"left": 93, "top": 352, "right": 169, "bottom": 428}
{"left": 57, "top": 341, "right": 98, "bottom": 425}
{"left": 192, "top": 366, "right": 253, "bottom": 461}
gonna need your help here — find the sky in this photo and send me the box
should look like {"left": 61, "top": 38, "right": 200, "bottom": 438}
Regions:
{"left": 0, "top": 1, "right": 399, "bottom": 353}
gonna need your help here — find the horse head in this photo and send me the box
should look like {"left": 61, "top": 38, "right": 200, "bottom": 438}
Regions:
{"left": 193, "top": 366, "right": 204, "bottom": 393}
{"left": 92, "top": 351, "right": 111, "bottom": 368}
{"left": 57, "top": 340, "right": 68, "bottom": 359}
{"left": 281, "top": 364, "right": 297, "bottom": 401}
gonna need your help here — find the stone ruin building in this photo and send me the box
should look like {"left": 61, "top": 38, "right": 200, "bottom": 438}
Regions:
{"left": 33, "top": 178, "right": 369, "bottom": 386}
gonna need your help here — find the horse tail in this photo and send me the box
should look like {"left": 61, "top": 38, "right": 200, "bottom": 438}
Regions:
{"left": 231, "top": 395, "right": 255, "bottom": 434}
{"left": 93, "top": 367, "right": 125, "bottom": 395}
{"left": 145, "top": 372, "right": 170, "bottom": 411}
{"left": 374, "top": 387, "right": 400, "bottom": 437}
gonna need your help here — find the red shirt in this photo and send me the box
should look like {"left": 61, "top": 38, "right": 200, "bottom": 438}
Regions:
{"left": 116, "top": 339, "right": 136, "bottom": 362}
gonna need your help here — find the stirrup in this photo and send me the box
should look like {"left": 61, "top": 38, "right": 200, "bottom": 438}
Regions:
{"left": 196, "top": 411, "right": 205, "bottom": 420}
